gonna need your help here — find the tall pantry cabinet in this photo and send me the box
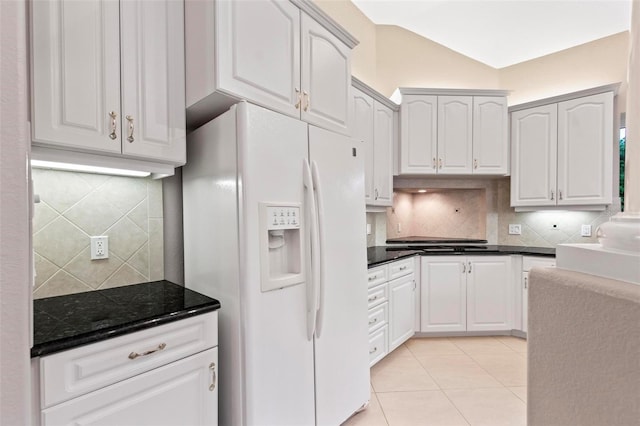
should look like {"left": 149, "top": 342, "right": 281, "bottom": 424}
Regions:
{"left": 30, "top": 0, "right": 186, "bottom": 167}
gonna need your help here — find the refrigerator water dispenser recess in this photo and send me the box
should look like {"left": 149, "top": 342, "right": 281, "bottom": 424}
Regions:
{"left": 259, "top": 203, "right": 304, "bottom": 292}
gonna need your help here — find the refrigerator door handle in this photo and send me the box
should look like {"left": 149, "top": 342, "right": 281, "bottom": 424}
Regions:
{"left": 303, "top": 159, "right": 320, "bottom": 340}
{"left": 311, "top": 161, "right": 326, "bottom": 338}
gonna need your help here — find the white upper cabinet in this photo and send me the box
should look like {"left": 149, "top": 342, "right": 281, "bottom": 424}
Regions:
{"left": 186, "top": 0, "right": 357, "bottom": 135}
{"left": 557, "top": 93, "right": 613, "bottom": 206}
{"left": 437, "top": 96, "right": 473, "bottom": 174}
{"left": 216, "top": 0, "right": 301, "bottom": 119}
{"left": 373, "top": 101, "right": 394, "bottom": 205}
{"left": 400, "top": 95, "right": 438, "bottom": 174}
{"left": 301, "top": 14, "right": 351, "bottom": 135}
{"left": 473, "top": 96, "right": 509, "bottom": 175}
{"left": 351, "top": 78, "right": 397, "bottom": 207}
{"left": 120, "top": 0, "right": 186, "bottom": 163}
{"left": 31, "top": 0, "right": 186, "bottom": 168}
{"left": 31, "top": 0, "right": 122, "bottom": 154}
{"left": 511, "top": 104, "right": 558, "bottom": 207}
{"left": 396, "top": 88, "right": 509, "bottom": 176}
{"left": 510, "top": 87, "right": 616, "bottom": 209}
{"left": 352, "top": 87, "right": 375, "bottom": 204}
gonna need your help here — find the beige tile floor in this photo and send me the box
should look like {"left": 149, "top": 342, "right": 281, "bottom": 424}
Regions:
{"left": 343, "top": 336, "right": 527, "bottom": 426}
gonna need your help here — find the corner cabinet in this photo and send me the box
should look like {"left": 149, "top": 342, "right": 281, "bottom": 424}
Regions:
{"left": 395, "top": 88, "right": 509, "bottom": 176}
{"left": 510, "top": 86, "right": 617, "bottom": 209}
{"left": 420, "top": 256, "right": 512, "bottom": 333}
{"left": 35, "top": 313, "right": 219, "bottom": 426}
{"left": 186, "top": 0, "right": 356, "bottom": 135}
{"left": 352, "top": 78, "right": 396, "bottom": 207}
{"left": 30, "top": 0, "right": 186, "bottom": 169}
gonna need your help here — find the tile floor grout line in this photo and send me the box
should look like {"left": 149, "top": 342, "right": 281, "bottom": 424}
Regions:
{"left": 439, "top": 388, "right": 473, "bottom": 426}
{"left": 371, "top": 391, "right": 391, "bottom": 426}
{"left": 405, "top": 342, "right": 444, "bottom": 391}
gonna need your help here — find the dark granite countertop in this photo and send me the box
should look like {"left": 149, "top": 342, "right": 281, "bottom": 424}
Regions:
{"left": 368, "top": 245, "right": 556, "bottom": 268}
{"left": 32, "top": 280, "right": 220, "bottom": 358}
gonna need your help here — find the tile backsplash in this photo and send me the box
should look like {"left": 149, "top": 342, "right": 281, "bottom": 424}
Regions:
{"left": 32, "top": 169, "right": 164, "bottom": 299}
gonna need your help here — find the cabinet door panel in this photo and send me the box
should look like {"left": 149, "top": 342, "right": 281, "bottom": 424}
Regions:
{"left": 438, "top": 96, "right": 473, "bottom": 174}
{"left": 389, "top": 274, "right": 415, "bottom": 351}
{"left": 31, "top": 0, "right": 121, "bottom": 153}
{"left": 352, "top": 88, "right": 374, "bottom": 204}
{"left": 120, "top": 0, "right": 186, "bottom": 164}
{"left": 510, "top": 104, "right": 558, "bottom": 207}
{"left": 217, "top": 0, "right": 300, "bottom": 118}
{"left": 466, "top": 256, "right": 512, "bottom": 331}
{"left": 420, "top": 257, "right": 466, "bottom": 332}
{"left": 301, "top": 14, "right": 350, "bottom": 135}
{"left": 557, "top": 92, "right": 613, "bottom": 205}
{"left": 42, "top": 348, "right": 218, "bottom": 426}
{"left": 373, "top": 101, "right": 394, "bottom": 206}
{"left": 473, "top": 96, "right": 508, "bottom": 175}
{"left": 400, "top": 96, "right": 437, "bottom": 174}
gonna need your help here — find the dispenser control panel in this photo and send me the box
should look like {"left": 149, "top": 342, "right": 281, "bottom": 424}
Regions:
{"left": 267, "top": 206, "right": 300, "bottom": 230}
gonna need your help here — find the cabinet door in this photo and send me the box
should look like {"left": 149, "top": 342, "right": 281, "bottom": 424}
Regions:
{"left": 522, "top": 271, "right": 529, "bottom": 333}
{"left": 120, "top": 0, "right": 186, "bottom": 164}
{"left": 389, "top": 274, "right": 416, "bottom": 351}
{"left": 420, "top": 257, "right": 466, "bottom": 332}
{"left": 216, "top": 0, "right": 301, "bottom": 119}
{"left": 399, "top": 95, "right": 437, "bottom": 174}
{"left": 301, "top": 13, "right": 351, "bottom": 135}
{"left": 557, "top": 92, "right": 613, "bottom": 206}
{"left": 31, "top": 0, "right": 121, "bottom": 154}
{"left": 510, "top": 104, "right": 558, "bottom": 207}
{"left": 466, "top": 256, "right": 512, "bottom": 331}
{"left": 473, "top": 96, "right": 508, "bottom": 175}
{"left": 438, "top": 96, "right": 473, "bottom": 174}
{"left": 42, "top": 347, "right": 218, "bottom": 426}
{"left": 352, "top": 88, "right": 374, "bottom": 204}
{"left": 373, "top": 101, "right": 394, "bottom": 206}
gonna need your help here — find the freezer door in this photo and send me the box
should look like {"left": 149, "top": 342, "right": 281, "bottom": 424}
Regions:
{"left": 308, "top": 125, "right": 370, "bottom": 425}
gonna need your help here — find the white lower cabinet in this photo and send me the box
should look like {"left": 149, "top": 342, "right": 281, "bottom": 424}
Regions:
{"left": 520, "top": 256, "right": 556, "bottom": 333}
{"left": 420, "top": 256, "right": 513, "bottom": 333}
{"left": 367, "top": 258, "right": 415, "bottom": 366}
{"left": 36, "top": 313, "right": 219, "bottom": 426}
{"left": 42, "top": 348, "right": 218, "bottom": 426}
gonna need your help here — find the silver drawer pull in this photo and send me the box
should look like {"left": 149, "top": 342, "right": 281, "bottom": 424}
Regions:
{"left": 399, "top": 266, "right": 407, "bottom": 271}
{"left": 109, "top": 111, "right": 118, "bottom": 140}
{"left": 126, "top": 115, "right": 135, "bottom": 142}
{"left": 368, "top": 276, "right": 375, "bottom": 281}
{"left": 209, "top": 362, "right": 217, "bottom": 391}
{"left": 369, "top": 318, "right": 378, "bottom": 325}
{"left": 128, "top": 343, "right": 166, "bottom": 360}
{"left": 368, "top": 295, "right": 378, "bottom": 302}
{"left": 369, "top": 346, "right": 377, "bottom": 354}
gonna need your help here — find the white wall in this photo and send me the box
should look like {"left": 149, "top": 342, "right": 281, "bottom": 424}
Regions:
{"left": 0, "top": 0, "right": 32, "bottom": 423}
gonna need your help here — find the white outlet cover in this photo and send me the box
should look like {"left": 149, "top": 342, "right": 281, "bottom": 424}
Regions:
{"left": 508, "top": 224, "right": 522, "bottom": 235}
{"left": 366, "top": 223, "right": 372, "bottom": 235}
{"left": 90, "top": 236, "right": 109, "bottom": 260}
{"left": 581, "top": 224, "right": 592, "bottom": 237}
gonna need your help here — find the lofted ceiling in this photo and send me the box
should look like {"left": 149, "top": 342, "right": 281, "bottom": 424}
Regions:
{"left": 351, "top": 0, "right": 632, "bottom": 69}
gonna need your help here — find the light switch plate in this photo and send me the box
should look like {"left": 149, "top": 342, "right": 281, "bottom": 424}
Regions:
{"left": 366, "top": 223, "right": 371, "bottom": 235}
{"left": 581, "top": 224, "right": 592, "bottom": 237}
{"left": 508, "top": 224, "right": 522, "bottom": 235}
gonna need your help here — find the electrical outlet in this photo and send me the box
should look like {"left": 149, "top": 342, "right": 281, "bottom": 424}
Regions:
{"left": 581, "top": 224, "right": 592, "bottom": 237}
{"left": 397, "top": 223, "right": 402, "bottom": 233}
{"left": 366, "top": 223, "right": 371, "bottom": 235}
{"left": 508, "top": 224, "right": 522, "bottom": 235}
{"left": 90, "top": 236, "right": 109, "bottom": 260}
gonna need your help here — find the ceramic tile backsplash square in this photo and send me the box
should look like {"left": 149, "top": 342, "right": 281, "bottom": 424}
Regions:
{"left": 32, "top": 169, "right": 164, "bottom": 299}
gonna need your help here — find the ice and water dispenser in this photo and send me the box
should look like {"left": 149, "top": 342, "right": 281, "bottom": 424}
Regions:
{"left": 259, "top": 203, "right": 304, "bottom": 292}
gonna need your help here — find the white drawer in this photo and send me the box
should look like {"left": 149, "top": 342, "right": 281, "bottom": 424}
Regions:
{"left": 367, "top": 282, "right": 388, "bottom": 309}
{"left": 40, "top": 312, "right": 218, "bottom": 409}
{"left": 367, "top": 265, "right": 388, "bottom": 288}
{"left": 369, "top": 325, "right": 388, "bottom": 367}
{"left": 523, "top": 256, "right": 556, "bottom": 271}
{"left": 368, "top": 302, "right": 388, "bottom": 333}
{"left": 388, "top": 258, "right": 414, "bottom": 280}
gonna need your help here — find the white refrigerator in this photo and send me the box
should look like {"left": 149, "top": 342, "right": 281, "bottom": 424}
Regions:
{"left": 182, "top": 102, "right": 370, "bottom": 426}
